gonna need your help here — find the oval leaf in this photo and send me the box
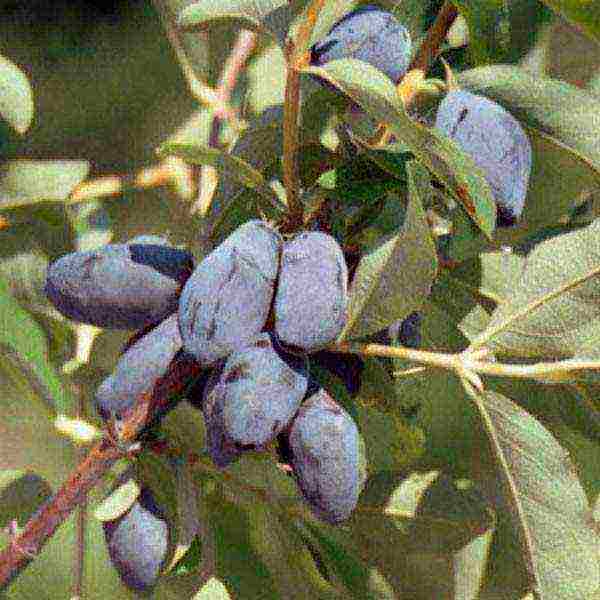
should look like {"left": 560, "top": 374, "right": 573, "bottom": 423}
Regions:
{"left": 94, "top": 478, "right": 141, "bottom": 522}
{"left": 472, "top": 391, "right": 599, "bottom": 599}
{"left": 475, "top": 218, "right": 600, "bottom": 359}
{"left": 0, "top": 276, "right": 72, "bottom": 413}
{"left": 0, "top": 54, "right": 34, "bottom": 135}
{"left": 178, "top": 0, "right": 296, "bottom": 47}
{"left": 159, "top": 141, "right": 285, "bottom": 214}
{"left": 304, "top": 58, "right": 497, "bottom": 237}
{"left": 0, "top": 470, "right": 52, "bottom": 528}
{"left": 0, "top": 160, "right": 90, "bottom": 209}
{"left": 539, "top": 0, "right": 600, "bottom": 45}
{"left": 341, "top": 161, "right": 437, "bottom": 341}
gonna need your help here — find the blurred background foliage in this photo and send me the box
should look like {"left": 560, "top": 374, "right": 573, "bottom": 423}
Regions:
{"left": 1, "top": 1, "right": 600, "bottom": 598}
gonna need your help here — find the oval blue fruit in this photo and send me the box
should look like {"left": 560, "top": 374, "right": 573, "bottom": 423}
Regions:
{"left": 103, "top": 486, "right": 170, "bottom": 592}
{"left": 287, "top": 387, "right": 367, "bottom": 524}
{"left": 435, "top": 89, "right": 532, "bottom": 226}
{"left": 95, "top": 313, "right": 189, "bottom": 421}
{"left": 275, "top": 231, "right": 348, "bottom": 352}
{"left": 311, "top": 5, "right": 412, "bottom": 84}
{"left": 45, "top": 243, "right": 194, "bottom": 329}
{"left": 202, "top": 333, "right": 309, "bottom": 462}
{"left": 178, "top": 220, "right": 282, "bottom": 365}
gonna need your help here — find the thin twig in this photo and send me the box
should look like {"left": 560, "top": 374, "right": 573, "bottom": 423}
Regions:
{"left": 0, "top": 356, "right": 202, "bottom": 589}
{"left": 193, "top": 30, "right": 258, "bottom": 216}
{"left": 281, "top": 38, "right": 303, "bottom": 228}
{"left": 71, "top": 391, "right": 87, "bottom": 600}
{"left": 372, "top": 1, "right": 459, "bottom": 145}
{"left": 280, "top": 0, "right": 327, "bottom": 231}
{"left": 409, "top": 1, "right": 459, "bottom": 74}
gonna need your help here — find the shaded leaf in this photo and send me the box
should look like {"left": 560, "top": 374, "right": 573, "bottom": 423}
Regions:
{"left": 0, "top": 276, "right": 72, "bottom": 414}
{"left": 448, "top": 250, "right": 525, "bottom": 305}
{"left": 297, "top": 520, "right": 378, "bottom": 600}
{"left": 539, "top": 0, "right": 600, "bottom": 45}
{"left": 350, "top": 471, "right": 494, "bottom": 599}
{"left": 304, "top": 59, "right": 497, "bottom": 237}
{"left": 341, "top": 161, "right": 437, "bottom": 341}
{"left": 470, "top": 390, "right": 599, "bottom": 599}
{"left": 452, "top": 0, "right": 510, "bottom": 65}
{"left": 0, "top": 54, "right": 34, "bottom": 134}
{"left": 477, "top": 218, "right": 600, "bottom": 358}
{"left": 0, "top": 470, "right": 52, "bottom": 528}
{"left": 0, "top": 160, "right": 90, "bottom": 209}
{"left": 248, "top": 503, "right": 340, "bottom": 600}
{"left": 453, "top": 517, "right": 495, "bottom": 600}
{"left": 178, "top": 0, "right": 300, "bottom": 47}
{"left": 158, "top": 142, "right": 285, "bottom": 211}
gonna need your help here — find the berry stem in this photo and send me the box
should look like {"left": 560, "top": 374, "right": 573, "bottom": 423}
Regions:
{"left": 281, "top": 0, "right": 326, "bottom": 231}
{"left": 410, "top": 1, "right": 459, "bottom": 75}
{"left": 282, "top": 38, "right": 303, "bottom": 230}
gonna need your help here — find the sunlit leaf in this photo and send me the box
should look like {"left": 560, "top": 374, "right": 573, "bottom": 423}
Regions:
{"left": 476, "top": 218, "right": 600, "bottom": 358}
{"left": 93, "top": 478, "right": 141, "bottom": 522}
{"left": 0, "top": 160, "right": 90, "bottom": 209}
{"left": 303, "top": 58, "right": 497, "bottom": 237}
{"left": 0, "top": 276, "right": 72, "bottom": 414}
{"left": 539, "top": 0, "right": 600, "bottom": 45}
{"left": 469, "top": 390, "right": 599, "bottom": 599}
{"left": 178, "top": 0, "right": 301, "bottom": 47}
{"left": 0, "top": 54, "right": 34, "bottom": 134}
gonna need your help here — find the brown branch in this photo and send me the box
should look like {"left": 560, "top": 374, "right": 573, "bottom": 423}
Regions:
{"left": 281, "top": 38, "right": 303, "bottom": 228}
{"left": 194, "top": 29, "right": 258, "bottom": 216}
{"left": 0, "top": 354, "right": 202, "bottom": 589}
{"left": 280, "top": 0, "right": 327, "bottom": 231}
{"left": 0, "top": 439, "right": 122, "bottom": 588}
{"left": 409, "top": 1, "right": 459, "bottom": 74}
{"left": 369, "top": 1, "right": 459, "bottom": 147}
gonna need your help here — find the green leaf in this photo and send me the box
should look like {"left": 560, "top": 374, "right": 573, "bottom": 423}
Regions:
{"left": 448, "top": 250, "right": 526, "bottom": 305}
{"left": 476, "top": 218, "right": 600, "bottom": 359}
{"left": 470, "top": 390, "right": 599, "bottom": 599}
{"left": 297, "top": 521, "right": 377, "bottom": 600}
{"left": 516, "top": 128, "right": 600, "bottom": 237}
{"left": 93, "top": 478, "right": 140, "bottom": 522}
{"left": 247, "top": 503, "right": 340, "bottom": 600}
{"left": 539, "top": 0, "right": 600, "bottom": 45}
{"left": 0, "top": 470, "right": 52, "bottom": 528}
{"left": 453, "top": 520, "right": 495, "bottom": 600}
{"left": 303, "top": 59, "right": 498, "bottom": 237}
{"left": 452, "top": 1, "right": 510, "bottom": 64}
{"left": 0, "top": 160, "right": 90, "bottom": 210}
{"left": 0, "top": 276, "right": 72, "bottom": 414}
{"left": 341, "top": 161, "right": 437, "bottom": 341}
{"left": 0, "top": 54, "right": 34, "bottom": 135}
{"left": 350, "top": 471, "right": 494, "bottom": 599}
{"left": 177, "top": 0, "right": 300, "bottom": 46}
{"left": 193, "top": 577, "right": 232, "bottom": 599}
{"left": 207, "top": 500, "right": 277, "bottom": 599}
{"left": 291, "top": 1, "right": 359, "bottom": 52}
{"left": 158, "top": 142, "right": 285, "bottom": 211}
